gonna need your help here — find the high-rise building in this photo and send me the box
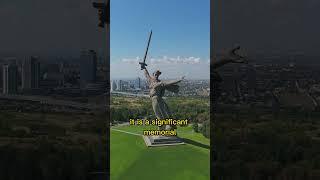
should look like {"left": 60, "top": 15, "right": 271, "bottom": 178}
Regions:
{"left": 3, "top": 64, "right": 18, "bottom": 94}
{"left": 135, "top": 77, "right": 141, "bottom": 89}
{"left": 111, "top": 80, "right": 117, "bottom": 92}
{"left": 80, "top": 50, "right": 97, "bottom": 87}
{"left": 22, "top": 56, "right": 40, "bottom": 90}
{"left": 116, "top": 80, "right": 123, "bottom": 91}
{"left": 0, "top": 58, "right": 17, "bottom": 90}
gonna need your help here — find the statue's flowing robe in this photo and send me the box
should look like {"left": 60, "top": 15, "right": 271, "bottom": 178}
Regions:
{"left": 148, "top": 79, "right": 180, "bottom": 124}
{"left": 143, "top": 68, "right": 182, "bottom": 130}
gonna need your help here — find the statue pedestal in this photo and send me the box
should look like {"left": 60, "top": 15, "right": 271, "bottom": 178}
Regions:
{"left": 143, "top": 135, "right": 184, "bottom": 147}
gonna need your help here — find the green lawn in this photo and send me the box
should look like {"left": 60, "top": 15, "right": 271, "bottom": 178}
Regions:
{"left": 111, "top": 125, "right": 210, "bottom": 180}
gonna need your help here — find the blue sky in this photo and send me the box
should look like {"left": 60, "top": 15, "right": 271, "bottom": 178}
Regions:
{"left": 110, "top": 0, "right": 210, "bottom": 79}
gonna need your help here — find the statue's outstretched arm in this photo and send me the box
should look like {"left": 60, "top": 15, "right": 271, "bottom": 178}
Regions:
{"left": 143, "top": 68, "right": 152, "bottom": 84}
{"left": 163, "top": 76, "right": 184, "bottom": 86}
{"left": 212, "top": 58, "right": 233, "bottom": 69}
{"left": 212, "top": 46, "right": 248, "bottom": 70}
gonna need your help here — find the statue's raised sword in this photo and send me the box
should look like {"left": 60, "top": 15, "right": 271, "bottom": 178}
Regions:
{"left": 139, "top": 30, "right": 152, "bottom": 70}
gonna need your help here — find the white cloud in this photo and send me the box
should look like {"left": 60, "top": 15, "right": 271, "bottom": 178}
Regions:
{"left": 121, "top": 57, "right": 140, "bottom": 64}
{"left": 119, "top": 56, "right": 207, "bottom": 65}
{"left": 111, "top": 56, "right": 209, "bottom": 80}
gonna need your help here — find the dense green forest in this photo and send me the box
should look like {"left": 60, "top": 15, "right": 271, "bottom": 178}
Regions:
{"left": 111, "top": 96, "right": 210, "bottom": 137}
{"left": 0, "top": 111, "right": 107, "bottom": 180}
{"left": 213, "top": 106, "right": 320, "bottom": 180}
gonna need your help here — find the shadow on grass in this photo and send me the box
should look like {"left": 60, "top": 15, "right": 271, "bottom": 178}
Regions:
{"left": 181, "top": 138, "right": 210, "bottom": 149}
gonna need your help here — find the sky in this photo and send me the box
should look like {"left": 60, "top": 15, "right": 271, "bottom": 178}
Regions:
{"left": 214, "top": 0, "right": 320, "bottom": 56}
{"left": 1, "top": 0, "right": 319, "bottom": 74}
{"left": 0, "top": 0, "right": 105, "bottom": 57}
{"left": 110, "top": 0, "right": 210, "bottom": 80}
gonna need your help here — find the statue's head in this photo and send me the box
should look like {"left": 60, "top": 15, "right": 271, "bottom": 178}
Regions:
{"left": 153, "top": 70, "right": 161, "bottom": 79}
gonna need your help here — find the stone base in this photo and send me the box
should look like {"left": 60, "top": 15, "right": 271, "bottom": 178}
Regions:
{"left": 143, "top": 135, "right": 185, "bottom": 147}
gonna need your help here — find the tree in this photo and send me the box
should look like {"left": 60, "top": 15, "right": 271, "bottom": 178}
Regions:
{"left": 193, "top": 123, "right": 199, "bottom": 133}
{"left": 201, "top": 120, "right": 210, "bottom": 138}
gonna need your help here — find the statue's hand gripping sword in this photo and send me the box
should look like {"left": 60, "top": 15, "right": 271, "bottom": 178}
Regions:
{"left": 139, "top": 30, "right": 153, "bottom": 70}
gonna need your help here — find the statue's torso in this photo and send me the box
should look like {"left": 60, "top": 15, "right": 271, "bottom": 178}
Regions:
{"left": 149, "top": 79, "right": 165, "bottom": 97}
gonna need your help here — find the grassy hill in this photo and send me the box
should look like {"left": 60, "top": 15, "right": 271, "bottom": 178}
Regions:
{"left": 111, "top": 125, "right": 210, "bottom": 180}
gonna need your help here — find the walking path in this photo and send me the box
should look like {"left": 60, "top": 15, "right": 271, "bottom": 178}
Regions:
{"left": 111, "top": 128, "right": 141, "bottom": 136}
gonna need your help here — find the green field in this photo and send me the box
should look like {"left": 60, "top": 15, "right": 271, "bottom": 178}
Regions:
{"left": 111, "top": 125, "right": 210, "bottom": 180}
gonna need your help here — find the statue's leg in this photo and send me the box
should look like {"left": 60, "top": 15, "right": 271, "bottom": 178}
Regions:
{"left": 161, "top": 99, "right": 175, "bottom": 131}
{"left": 152, "top": 96, "right": 166, "bottom": 131}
